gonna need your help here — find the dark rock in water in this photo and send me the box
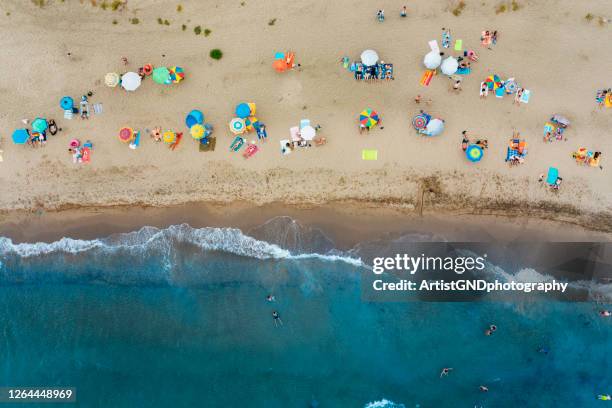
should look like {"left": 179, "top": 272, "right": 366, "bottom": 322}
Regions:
{"left": 248, "top": 216, "right": 335, "bottom": 255}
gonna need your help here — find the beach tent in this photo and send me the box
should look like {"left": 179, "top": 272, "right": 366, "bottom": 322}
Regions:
{"left": 105, "top": 72, "right": 120, "bottom": 87}
{"left": 190, "top": 124, "right": 205, "bottom": 140}
{"left": 118, "top": 127, "right": 134, "bottom": 143}
{"left": 32, "top": 118, "right": 48, "bottom": 133}
{"left": 229, "top": 118, "right": 246, "bottom": 134}
{"left": 423, "top": 51, "right": 442, "bottom": 69}
{"left": 60, "top": 96, "right": 74, "bottom": 110}
{"left": 546, "top": 167, "right": 559, "bottom": 185}
{"left": 12, "top": 129, "right": 29, "bottom": 144}
{"left": 360, "top": 50, "right": 379, "bottom": 67}
{"left": 301, "top": 126, "right": 316, "bottom": 141}
{"left": 163, "top": 131, "right": 176, "bottom": 144}
{"left": 235, "top": 103, "right": 251, "bottom": 119}
{"left": 466, "top": 144, "right": 484, "bottom": 162}
{"left": 185, "top": 110, "right": 204, "bottom": 128}
{"left": 169, "top": 66, "right": 185, "bottom": 83}
{"left": 440, "top": 57, "right": 458, "bottom": 75}
{"left": 359, "top": 109, "right": 380, "bottom": 128}
{"left": 152, "top": 67, "right": 171, "bottom": 85}
{"left": 421, "top": 118, "right": 445, "bottom": 136}
{"left": 121, "top": 72, "right": 142, "bottom": 91}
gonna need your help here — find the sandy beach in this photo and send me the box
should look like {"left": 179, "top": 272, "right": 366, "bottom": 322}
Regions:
{"left": 0, "top": 0, "right": 611, "bottom": 232}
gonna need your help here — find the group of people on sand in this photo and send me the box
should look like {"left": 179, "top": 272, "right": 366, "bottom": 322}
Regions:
{"left": 461, "top": 130, "right": 488, "bottom": 150}
{"left": 481, "top": 30, "right": 498, "bottom": 49}
{"left": 21, "top": 119, "right": 60, "bottom": 147}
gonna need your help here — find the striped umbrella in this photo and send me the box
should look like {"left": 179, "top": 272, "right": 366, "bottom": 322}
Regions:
{"left": 163, "top": 131, "right": 176, "bottom": 144}
{"left": 412, "top": 114, "right": 429, "bottom": 130}
{"left": 169, "top": 66, "right": 185, "bottom": 83}
{"left": 229, "top": 118, "right": 246, "bottom": 134}
{"left": 190, "top": 124, "right": 205, "bottom": 140}
{"left": 118, "top": 127, "right": 134, "bottom": 143}
{"left": 245, "top": 116, "right": 259, "bottom": 132}
{"left": 359, "top": 109, "right": 379, "bottom": 128}
{"left": 484, "top": 74, "right": 503, "bottom": 90}
{"left": 466, "top": 144, "right": 484, "bottom": 162}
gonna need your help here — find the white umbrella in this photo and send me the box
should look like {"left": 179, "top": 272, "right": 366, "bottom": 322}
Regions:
{"left": 121, "top": 72, "right": 141, "bottom": 91}
{"left": 360, "top": 49, "right": 379, "bottom": 66}
{"left": 440, "top": 57, "right": 458, "bottom": 76}
{"left": 424, "top": 118, "right": 445, "bottom": 136}
{"left": 300, "top": 125, "right": 316, "bottom": 141}
{"left": 423, "top": 51, "right": 441, "bottom": 69}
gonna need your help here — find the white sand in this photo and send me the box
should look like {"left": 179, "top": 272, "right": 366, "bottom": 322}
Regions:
{"left": 0, "top": 0, "right": 610, "bottom": 229}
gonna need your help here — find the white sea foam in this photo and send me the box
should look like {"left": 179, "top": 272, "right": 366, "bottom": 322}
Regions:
{"left": 364, "top": 399, "right": 406, "bottom": 408}
{"left": 0, "top": 223, "right": 364, "bottom": 267}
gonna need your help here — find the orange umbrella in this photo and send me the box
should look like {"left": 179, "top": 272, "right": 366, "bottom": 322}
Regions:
{"left": 273, "top": 59, "right": 287, "bottom": 73}
{"left": 118, "top": 127, "right": 134, "bottom": 143}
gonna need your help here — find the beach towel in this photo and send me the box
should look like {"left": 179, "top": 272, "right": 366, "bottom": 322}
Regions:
{"left": 546, "top": 167, "right": 559, "bottom": 185}
{"left": 495, "top": 87, "right": 505, "bottom": 98}
{"left": 199, "top": 137, "right": 216, "bottom": 152}
{"left": 81, "top": 147, "right": 91, "bottom": 163}
{"left": 342, "top": 56, "right": 350, "bottom": 69}
{"left": 456, "top": 67, "right": 471, "bottom": 75}
{"left": 519, "top": 89, "right": 531, "bottom": 104}
{"left": 420, "top": 70, "right": 434, "bottom": 86}
{"left": 93, "top": 103, "right": 103, "bottom": 115}
{"left": 290, "top": 126, "right": 301, "bottom": 142}
{"left": 257, "top": 126, "right": 267, "bottom": 140}
{"left": 243, "top": 144, "right": 259, "bottom": 159}
{"left": 454, "top": 39, "right": 463, "bottom": 51}
{"left": 362, "top": 149, "right": 378, "bottom": 161}
{"left": 280, "top": 139, "right": 292, "bottom": 155}
{"left": 428, "top": 40, "right": 439, "bottom": 52}
{"left": 300, "top": 119, "right": 311, "bottom": 130}
{"left": 64, "top": 109, "right": 73, "bottom": 120}
{"left": 129, "top": 131, "right": 141, "bottom": 149}
{"left": 230, "top": 136, "right": 244, "bottom": 152}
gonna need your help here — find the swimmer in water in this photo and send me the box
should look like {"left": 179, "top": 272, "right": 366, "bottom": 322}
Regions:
{"left": 266, "top": 294, "right": 276, "bottom": 302}
{"left": 538, "top": 346, "right": 550, "bottom": 354}
{"left": 479, "top": 385, "right": 489, "bottom": 392}
{"left": 485, "top": 324, "right": 497, "bottom": 336}
{"left": 272, "top": 311, "right": 283, "bottom": 327}
{"left": 440, "top": 367, "right": 453, "bottom": 378}
{"left": 599, "top": 310, "right": 611, "bottom": 317}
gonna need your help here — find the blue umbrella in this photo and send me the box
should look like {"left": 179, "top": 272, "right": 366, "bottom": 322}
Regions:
{"left": 235, "top": 103, "right": 251, "bottom": 119}
{"left": 60, "top": 96, "right": 74, "bottom": 110}
{"left": 466, "top": 144, "right": 484, "bottom": 162}
{"left": 32, "top": 118, "right": 48, "bottom": 133}
{"left": 185, "top": 109, "right": 204, "bottom": 128}
{"left": 12, "top": 129, "right": 30, "bottom": 144}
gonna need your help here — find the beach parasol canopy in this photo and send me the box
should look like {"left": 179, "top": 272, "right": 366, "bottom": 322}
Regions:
{"left": 245, "top": 117, "right": 259, "bottom": 132}
{"left": 229, "top": 117, "right": 246, "bottom": 134}
{"left": 484, "top": 74, "right": 503, "bottom": 90}
{"left": 118, "top": 127, "right": 134, "bottom": 143}
{"left": 235, "top": 103, "right": 251, "bottom": 119}
{"left": 60, "top": 96, "right": 74, "bottom": 110}
{"left": 121, "top": 72, "right": 142, "bottom": 91}
{"left": 12, "top": 129, "right": 29, "bottom": 144}
{"left": 466, "top": 144, "right": 484, "bottom": 162}
{"left": 359, "top": 108, "right": 380, "bottom": 128}
{"left": 163, "top": 130, "right": 176, "bottom": 144}
{"left": 152, "top": 67, "right": 171, "bottom": 85}
{"left": 185, "top": 110, "right": 204, "bottom": 128}
{"left": 423, "top": 51, "right": 442, "bottom": 69}
{"left": 105, "top": 72, "right": 120, "bottom": 87}
{"left": 440, "top": 57, "right": 458, "bottom": 75}
{"left": 274, "top": 52, "right": 285, "bottom": 60}
{"left": 190, "top": 124, "right": 205, "bottom": 139}
{"left": 301, "top": 125, "right": 316, "bottom": 141}
{"left": 423, "top": 118, "right": 445, "bottom": 136}
{"left": 360, "top": 49, "right": 379, "bottom": 67}
{"left": 412, "top": 114, "right": 429, "bottom": 130}
{"left": 32, "top": 118, "right": 48, "bottom": 133}
{"left": 273, "top": 59, "right": 288, "bottom": 73}
{"left": 169, "top": 66, "right": 185, "bottom": 83}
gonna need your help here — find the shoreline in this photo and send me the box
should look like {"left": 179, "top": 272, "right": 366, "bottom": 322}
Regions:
{"left": 1, "top": 200, "right": 610, "bottom": 245}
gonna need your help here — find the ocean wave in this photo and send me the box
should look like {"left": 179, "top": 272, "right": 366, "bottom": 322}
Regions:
{"left": 0, "top": 223, "right": 363, "bottom": 267}
{"left": 364, "top": 399, "right": 406, "bottom": 408}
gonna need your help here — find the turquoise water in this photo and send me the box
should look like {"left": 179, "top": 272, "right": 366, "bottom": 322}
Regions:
{"left": 0, "top": 222, "right": 610, "bottom": 407}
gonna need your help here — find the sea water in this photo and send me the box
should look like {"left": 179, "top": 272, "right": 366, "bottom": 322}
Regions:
{"left": 0, "top": 219, "right": 610, "bottom": 407}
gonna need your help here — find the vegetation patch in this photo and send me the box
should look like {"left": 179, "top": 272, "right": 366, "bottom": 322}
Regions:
{"left": 210, "top": 49, "right": 223, "bottom": 60}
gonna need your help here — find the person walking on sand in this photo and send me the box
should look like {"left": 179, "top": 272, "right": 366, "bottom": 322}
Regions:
{"left": 440, "top": 367, "right": 453, "bottom": 378}
{"left": 272, "top": 311, "right": 283, "bottom": 327}
{"left": 400, "top": 6, "right": 407, "bottom": 17}
{"left": 377, "top": 9, "right": 385, "bottom": 22}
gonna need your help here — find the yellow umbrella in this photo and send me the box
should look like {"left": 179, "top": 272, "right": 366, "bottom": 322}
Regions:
{"left": 105, "top": 72, "right": 120, "bottom": 87}
{"left": 163, "top": 131, "right": 176, "bottom": 144}
{"left": 247, "top": 103, "right": 257, "bottom": 115}
{"left": 190, "top": 124, "right": 205, "bottom": 140}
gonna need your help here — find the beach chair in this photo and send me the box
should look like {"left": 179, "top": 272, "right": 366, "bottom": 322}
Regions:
{"left": 299, "top": 119, "right": 310, "bottom": 130}
{"left": 242, "top": 144, "right": 259, "bottom": 159}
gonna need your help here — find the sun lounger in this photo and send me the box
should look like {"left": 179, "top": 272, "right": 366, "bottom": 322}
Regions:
{"left": 242, "top": 144, "right": 259, "bottom": 158}
{"left": 342, "top": 56, "right": 350, "bottom": 69}
{"left": 280, "top": 139, "right": 292, "bottom": 155}
{"left": 362, "top": 149, "right": 378, "bottom": 160}
{"left": 230, "top": 136, "right": 245, "bottom": 152}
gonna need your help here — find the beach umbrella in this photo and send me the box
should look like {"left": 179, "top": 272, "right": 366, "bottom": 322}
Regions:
{"left": 484, "top": 74, "right": 503, "bottom": 90}
{"left": 423, "top": 118, "right": 445, "bottom": 136}
{"left": 359, "top": 108, "right": 380, "bottom": 128}
{"left": 163, "top": 130, "right": 176, "bottom": 144}
{"left": 412, "top": 114, "right": 429, "bottom": 130}
{"left": 185, "top": 110, "right": 204, "bottom": 128}
{"left": 121, "top": 72, "right": 141, "bottom": 91}
{"left": 466, "top": 144, "right": 484, "bottom": 162}
{"left": 273, "top": 59, "right": 288, "bottom": 73}
{"left": 152, "top": 67, "right": 171, "bottom": 85}
{"left": 118, "top": 127, "right": 134, "bottom": 143}
{"left": 105, "top": 72, "right": 120, "bottom": 87}
{"left": 190, "top": 124, "right": 205, "bottom": 140}
{"left": 440, "top": 57, "right": 458, "bottom": 75}
{"left": 245, "top": 117, "right": 259, "bottom": 132}
{"left": 546, "top": 167, "right": 559, "bottom": 185}
{"left": 229, "top": 118, "right": 246, "bottom": 134}
{"left": 301, "top": 126, "right": 316, "bottom": 141}
{"left": 60, "top": 96, "right": 74, "bottom": 110}
{"left": 360, "top": 49, "right": 379, "bottom": 67}
{"left": 247, "top": 103, "right": 257, "bottom": 115}
{"left": 423, "top": 51, "right": 442, "bottom": 69}
{"left": 235, "top": 103, "right": 251, "bottom": 119}
{"left": 12, "top": 129, "right": 29, "bottom": 144}
{"left": 32, "top": 118, "right": 48, "bottom": 133}
{"left": 143, "top": 64, "right": 153, "bottom": 76}
{"left": 169, "top": 66, "right": 185, "bottom": 83}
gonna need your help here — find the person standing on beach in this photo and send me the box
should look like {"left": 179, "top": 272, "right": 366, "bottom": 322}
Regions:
{"left": 400, "top": 6, "right": 407, "bottom": 17}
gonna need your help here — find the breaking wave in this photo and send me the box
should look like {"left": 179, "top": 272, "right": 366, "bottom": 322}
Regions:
{"left": 364, "top": 399, "right": 406, "bottom": 408}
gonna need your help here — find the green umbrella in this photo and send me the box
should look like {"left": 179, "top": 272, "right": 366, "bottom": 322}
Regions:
{"left": 152, "top": 67, "right": 171, "bottom": 84}
{"left": 32, "top": 118, "right": 48, "bottom": 133}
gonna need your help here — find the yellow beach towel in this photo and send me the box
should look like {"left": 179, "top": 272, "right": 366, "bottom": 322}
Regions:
{"left": 362, "top": 149, "right": 378, "bottom": 160}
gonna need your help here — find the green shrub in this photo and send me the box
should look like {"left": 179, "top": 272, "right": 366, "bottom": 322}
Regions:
{"left": 210, "top": 49, "right": 223, "bottom": 60}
